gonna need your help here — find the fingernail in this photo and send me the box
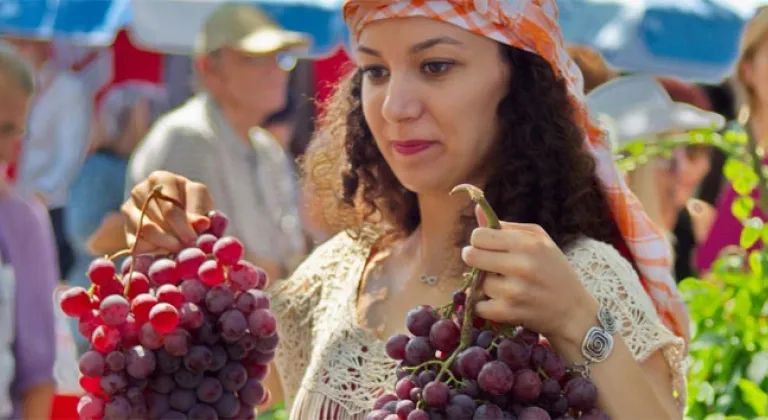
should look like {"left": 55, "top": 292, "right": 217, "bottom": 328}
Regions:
{"left": 687, "top": 199, "right": 703, "bottom": 214}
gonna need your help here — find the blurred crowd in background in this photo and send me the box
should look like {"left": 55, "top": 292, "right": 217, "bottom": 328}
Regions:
{"left": 0, "top": 1, "right": 767, "bottom": 418}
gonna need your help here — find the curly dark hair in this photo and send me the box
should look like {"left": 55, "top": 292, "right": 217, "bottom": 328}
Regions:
{"left": 301, "top": 44, "right": 617, "bottom": 250}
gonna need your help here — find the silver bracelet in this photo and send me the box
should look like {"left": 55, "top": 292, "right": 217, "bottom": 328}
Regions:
{"left": 571, "top": 305, "right": 618, "bottom": 378}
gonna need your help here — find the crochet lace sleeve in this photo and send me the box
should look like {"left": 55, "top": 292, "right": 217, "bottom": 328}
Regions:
{"left": 268, "top": 233, "right": 345, "bottom": 407}
{"left": 565, "top": 238, "right": 687, "bottom": 412}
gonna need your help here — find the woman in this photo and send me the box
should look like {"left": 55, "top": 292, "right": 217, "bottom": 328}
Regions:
{"left": 0, "top": 47, "right": 57, "bottom": 420}
{"left": 122, "top": 0, "right": 688, "bottom": 418}
{"left": 695, "top": 6, "right": 768, "bottom": 275}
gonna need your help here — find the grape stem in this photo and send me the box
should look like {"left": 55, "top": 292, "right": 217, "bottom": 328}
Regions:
{"left": 433, "top": 184, "right": 501, "bottom": 383}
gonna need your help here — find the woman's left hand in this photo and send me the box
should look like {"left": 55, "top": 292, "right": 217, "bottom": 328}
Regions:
{"left": 460, "top": 206, "right": 598, "bottom": 341}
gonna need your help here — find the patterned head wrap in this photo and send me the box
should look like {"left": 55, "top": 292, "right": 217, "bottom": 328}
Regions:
{"left": 343, "top": 0, "right": 690, "bottom": 343}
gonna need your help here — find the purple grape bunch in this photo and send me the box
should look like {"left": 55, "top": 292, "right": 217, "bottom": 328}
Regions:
{"left": 365, "top": 185, "right": 610, "bottom": 420}
{"left": 61, "top": 210, "right": 277, "bottom": 420}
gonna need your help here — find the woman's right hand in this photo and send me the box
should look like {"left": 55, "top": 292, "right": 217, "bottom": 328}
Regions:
{"left": 121, "top": 171, "right": 214, "bottom": 254}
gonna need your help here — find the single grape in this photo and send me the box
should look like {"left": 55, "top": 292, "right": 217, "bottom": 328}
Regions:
{"left": 365, "top": 410, "right": 391, "bottom": 420}
{"left": 405, "top": 305, "right": 438, "bottom": 337}
{"left": 60, "top": 287, "right": 92, "bottom": 317}
{"left": 207, "top": 210, "right": 229, "bottom": 237}
{"left": 121, "top": 254, "right": 156, "bottom": 276}
{"left": 530, "top": 343, "right": 550, "bottom": 368}
{"left": 518, "top": 406, "right": 552, "bottom": 420}
{"left": 217, "top": 362, "right": 248, "bottom": 392}
{"left": 195, "top": 377, "right": 224, "bottom": 404}
{"left": 404, "top": 336, "right": 434, "bottom": 365}
{"left": 79, "top": 376, "right": 102, "bottom": 396}
{"left": 168, "top": 388, "right": 196, "bottom": 412}
{"left": 91, "top": 325, "right": 121, "bottom": 353}
{"left": 540, "top": 378, "right": 561, "bottom": 402}
{"left": 457, "top": 346, "right": 491, "bottom": 380}
{"left": 157, "top": 284, "right": 184, "bottom": 309}
{"left": 248, "top": 308, "right": 276, "bottom": 338}
{"left": 422, "top": 381, "right": 449, "bottom": 408}
{"left": 579, "top": 408, "right": 610, "bottom": 420}
{"left": 238, "top": 378, "right": 265, "bottom": 406}
{"left": 515, "top": 328, "right": 540, "bottom": 346}
{"left": 174, "top": 368, "right": 204, "bottom": 390}
{"left": 395, "top": 400, "right": 415, "bottom": 418}
{"left": 476, "top": 330, "right": 495, "bottom": 349}
{"left": 196, "top": 320, "right": 220, "bottom": 345}
{"left": 385, "top": 334, "right": 409, "bottom": 360}
{"left": 214, "top": 393, "right": 240, "bottom": 418}
{"left": 179, "top": 302, "right": 205, "bottom": 330}
{"left": 151, "top": 375, "right": 176, "bottom": 394}
{"left": 138, "top": 323, "right": 164, "bottom": 350}
{"left": 445, "top": 394, "right": 476, "bottom": 418}
{"left": 198, "top": 260, "right": 225, "bottom": 287}
{"left": 478, "top": 361, "right": 515, "bottom": 395}
{"left": 205, "top": 285, "right": 234, "bottom": 314}
{"left": 209, "top": 345, "right": 228, "bottom": 372}
{"left": 125, "top": 345, "right": 156, "bottom": 379}
{"left": 188, "top": 403, "right": 218, "bottom": 420}
{"left": 429, "top": 319, "right": 460, "bottom": 352}
{"left": 541, "top": 352, "right": 567, "bottom": 381}
{"left": 100, "top": 295, "right": 130, "bottom": 326}
{"left": 149, "top": 258, "right": 180, "bottom": 286}
{"left": 150, "top": 302, "right": 180, "bottom": 334}
{"left": 564, "top": 377, "right": 598, "bottom": 412}
{"left": 77, "top": 310, "right": 100, "bottom": 341}
{"left": 100, "top": 372, "right": 128, "bottom": 395}
{"left": 105, "top": 351, "right": 126, "bottom": 372}
{"left": 549, "top": 396, "right": 569, "bottom": 417}
{"left": 179, "top": 279, "right": 207, "bottom": 304}
{"left": 244, "top": 361, "right": 269, "bottom": 380}
{"left": 176, "top": 247, "right": 207, "bottom": 280}
{"left": 79, "top": 350, "right": 105, "bottom": 377}
{"left": 131, "top": 293, "right": 158, "bottom": 324}
{"left": 417, "top": 370, "right": 436, "bottom": 388}
{"left": 213, "top": 236, "right": 245, "bottom": 265}
{"left": 184, "top": 345, "right": 213, "bottom": 372}
{"left": 227, "top": 342, "right": 249, "bottom": 361}
{"left": 104, "top": 395, "right": 131, "bottom": 420}
{"left": 407, "top": 409, "right": 429, "bottom": 420}
{"left": 123, "top": 272, "right": 150, "bottom": 300}
{"left": 96, "top": 278, "right": 124, "bottom": 298}
{"left": 372, "top": 394, "right": 398, "bottom": 410}
{"left": 219, "top": 309, "right": 248, "bottom": 342}
{"left": 496, "top": 338, "right": 530, "bottom": 371}
{"left": 164, "top": 328, "right": 191, "bottom": 357}
{"left": 452, "top": 291, "right": 466, "bottom": 306}
{"left": 511, "top": 368, "right": 542, "bottom": 403}
{"left": 156, "top": 349, "right": 182, "bottom": 374}
{"left": 146, "top": 392, "right": 171, "bottom": 419}
{"left": 229, "top": 260, "right": 267, "bottom": 291}
{"left": 473, "top": 404, "right": 504, "bottom": 419}
{"left": 395, "top": 378, "right": 417, "bottom": 400}
{"left": 77, "top": 393, "right": 105, "bottom": 419}
{"left": 196, "top": 233, "right": 218, "bottom": 253}
{"left": 88, "top": 258, "right": 116, "bottom": 286}
{"left": 235, "top": 289, "right": 270, "bottom": 314}
{"left": 252, "top": 332, "right": 279, "bottom": 353}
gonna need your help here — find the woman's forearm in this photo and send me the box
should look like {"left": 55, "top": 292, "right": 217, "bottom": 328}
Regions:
{"left": 22, "top": 382, "right": 55, "bottom": 420}
{"left": 549, "top": 299, "right": 679, "bottom": 420}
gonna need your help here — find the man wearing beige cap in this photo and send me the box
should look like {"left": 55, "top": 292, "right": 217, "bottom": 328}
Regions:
{"left": 127, "top": 3, "right": 310, "bottom": 282}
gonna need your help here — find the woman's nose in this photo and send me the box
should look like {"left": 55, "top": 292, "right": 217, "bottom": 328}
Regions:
{"left": 381, "top": 75, "right": 423, "bottom": 124}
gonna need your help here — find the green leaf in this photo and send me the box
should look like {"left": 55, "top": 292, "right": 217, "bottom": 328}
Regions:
{"left": 738, "top": 379, "right": 768, "bottom": 416}
{"left": 741, "top": 218, "right": 764, "bottom": 249}
{"left": 733, "top": 197, "right": 755, "bottom": 221}
{"left": 724, "top": 159, "right": 748, "bottom": 182}
{"left": 747, "top": 352, "right": 768, "bottom": 384}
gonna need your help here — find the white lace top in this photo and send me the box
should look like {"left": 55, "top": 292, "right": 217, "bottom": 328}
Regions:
{"left": 268, "top": 226, "right": 687, "bottom": 419}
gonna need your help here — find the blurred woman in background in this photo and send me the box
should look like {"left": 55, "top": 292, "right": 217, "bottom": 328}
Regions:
{"left": 695, "top": 6, "right": 768, "bottom": 275}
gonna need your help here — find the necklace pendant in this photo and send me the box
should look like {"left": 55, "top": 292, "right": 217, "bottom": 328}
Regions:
{"left": 420, "top": 274, "right": 438, "bottom": 286}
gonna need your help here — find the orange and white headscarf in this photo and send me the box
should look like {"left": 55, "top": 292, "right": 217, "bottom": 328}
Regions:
{"left": 343, "top": 0, "right": 691, "bottom": 344}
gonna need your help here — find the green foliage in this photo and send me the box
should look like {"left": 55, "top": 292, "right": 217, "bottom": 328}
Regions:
{"left": 617, "top": 125, "right": 767, "bottom": 420}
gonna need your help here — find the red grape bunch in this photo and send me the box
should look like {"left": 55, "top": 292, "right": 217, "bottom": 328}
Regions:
{"left": 59, "top": 203, "right": 277, "bottom": 420}
{"left": 365, "top": 185, "right": 610, "bottom": 420}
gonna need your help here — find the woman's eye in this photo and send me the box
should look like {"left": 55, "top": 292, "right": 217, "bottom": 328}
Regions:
{"left": 422, "top": 61, "right": 454, "bottom": 75}
{"left": 361, "top": 65, "right": 389, "bottom": 82}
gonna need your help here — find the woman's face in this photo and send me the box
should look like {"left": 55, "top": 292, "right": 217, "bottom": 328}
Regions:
{"left": 357, "top": 17, "right": 508, "bottom": 195}
{"left": 743, "top": 38, "right": 768, "bottom": 111}
{"left": 0, "top": 78, "right": 30, "bottom": 165}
